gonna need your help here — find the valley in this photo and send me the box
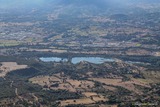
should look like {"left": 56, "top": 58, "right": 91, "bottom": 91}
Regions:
{"left": 0, "top": 0, "right": 160, "bottom": 107}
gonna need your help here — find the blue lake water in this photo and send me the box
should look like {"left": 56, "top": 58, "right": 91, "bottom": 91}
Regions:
{"left": 40, "top": 57, "right": 68, "bottom": 62}
{"left": 71, "top": 57, "right": 115, "bottom": 64}
{"left": 40, "top": 57, "right": 115, "bottom": 64}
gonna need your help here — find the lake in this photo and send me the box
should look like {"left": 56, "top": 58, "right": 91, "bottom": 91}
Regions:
{"left": 40, "top": 57, "right": 115, "bottom": 64}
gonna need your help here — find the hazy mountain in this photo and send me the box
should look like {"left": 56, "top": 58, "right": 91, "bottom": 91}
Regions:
{"left": 0, "top": 0, "right": 160, "bottom": 17}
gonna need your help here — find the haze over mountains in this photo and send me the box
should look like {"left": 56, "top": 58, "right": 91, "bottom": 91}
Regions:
{"left": 0, "top": 0, "right": 160, "bottom": 12}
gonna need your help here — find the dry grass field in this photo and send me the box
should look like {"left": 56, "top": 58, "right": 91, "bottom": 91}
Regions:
{"left": 99, "top": 104, "right": 118, "bottom": 107}
{"left": 60, "top": 93, "right": 108, "bottom": 106}
{"left": 0, "top": 62, "right": 27, "bottom": 77}
{"left": 103, "top": 85, "right": 117, "bottom": 91}
{"left": 154, "top": 52, "right": 160, "bottom": 56}
{"left": 0, "top": 40, "right": 20, "bottom": 47}
{"left": 60, "top": 98, "right": 94, "bottom": 106}
{"left": 29, "top": 75, "right": 61, "bottom": 86}
{"left": 66, "top": 79, "right": 94, "bottom": 90}
{"left": 90, "top": 78, "right": 151, "bottom": 94}
{"left": 29, "top": 74, "right": 109, "bottom": 106}
{"left": 142, "top": 70, "right": 160, "bottom": 83}
{"left": 29, "top": 74, "right": 95, "bottom": 92}
{"left": 82, "top": 92, "right": 98, "bottom": 97}
{"left": 28, "top": 49, "right": 67, "bottom": 53}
